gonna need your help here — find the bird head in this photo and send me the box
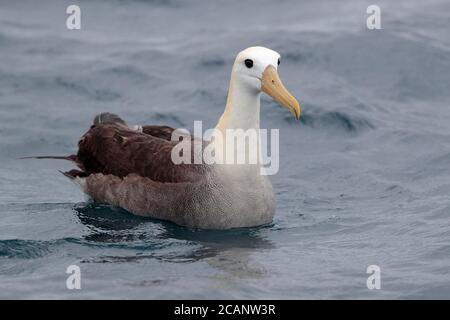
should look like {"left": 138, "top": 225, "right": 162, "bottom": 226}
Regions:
{"left": 232, "top": 46, "right": 301, "bottom": 120}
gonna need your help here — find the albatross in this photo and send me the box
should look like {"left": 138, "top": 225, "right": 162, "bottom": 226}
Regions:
{"left": 26, "top": 46, "right": 300, "bottom": 229}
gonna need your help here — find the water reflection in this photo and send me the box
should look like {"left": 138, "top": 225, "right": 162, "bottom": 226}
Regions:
{"left": 73, "top": 202, "right": 274, "bottom": 279}
{"left": 161, "top": 222, "right": 274, "bottom": 280}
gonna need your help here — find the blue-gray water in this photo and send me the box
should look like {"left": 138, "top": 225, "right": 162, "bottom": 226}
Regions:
{"left": 1, "top": 0, "right": 450, "bottom": 299}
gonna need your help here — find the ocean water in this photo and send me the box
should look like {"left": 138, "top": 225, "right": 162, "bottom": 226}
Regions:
{"left": 1, "top": 0, "right": 450, "bottom": 299}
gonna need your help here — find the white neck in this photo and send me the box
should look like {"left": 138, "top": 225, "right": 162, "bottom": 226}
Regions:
{"left": 211, "top": 71, "right": 263, "bottom": 170}
{"left": 215, "top": 73, "right": 261, "bottom": 132}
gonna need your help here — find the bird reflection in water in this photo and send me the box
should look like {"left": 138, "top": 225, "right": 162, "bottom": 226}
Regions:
{"left": 73, "top": 202, "right": 274, "bottom": 281}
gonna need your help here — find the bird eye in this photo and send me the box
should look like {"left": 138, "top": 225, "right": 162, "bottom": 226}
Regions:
{"left": 278, "top": 58, "right": 280, "bottom": 65}
{"left": 244, "top": 59, "right": 253, "bottom": 68}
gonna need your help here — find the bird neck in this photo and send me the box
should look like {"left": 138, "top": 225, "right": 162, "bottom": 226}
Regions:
{"left": 211, "top": 72, "right": 263, "bottom": 170}
{"left": 215, "top": 74, "right": 261, "bottom": 132}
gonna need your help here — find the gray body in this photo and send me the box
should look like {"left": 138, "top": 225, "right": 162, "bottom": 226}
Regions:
{"left": 82, "top": 164, "right": 275, "bottom": 229}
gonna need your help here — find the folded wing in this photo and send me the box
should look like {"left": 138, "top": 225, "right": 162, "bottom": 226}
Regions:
{"left": 76, "top": 119, "right": 207, "bottom": 183}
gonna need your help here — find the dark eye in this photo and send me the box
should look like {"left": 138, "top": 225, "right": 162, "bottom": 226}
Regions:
{"left": 278, "top": 58, "right": 280, "bottom": 65}
{"left": 244, "top": 59, "right": 253, "bottom": 68}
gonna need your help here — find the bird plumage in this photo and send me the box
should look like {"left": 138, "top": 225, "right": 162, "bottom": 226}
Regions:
{"left": 21, "top": 47, "right": 300, "bottom": 229}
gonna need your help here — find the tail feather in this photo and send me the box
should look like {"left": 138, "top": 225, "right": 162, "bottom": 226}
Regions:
{"left": 58, "top": 170, "right": 87, "bottom": 192}
{"left": 18, "top": 155, "right": 77, "bottom": 161}
{"left": 18, "top": 154, "right": 84, "bottom": 172}
{"left": 58, "top": 169, "right": 88, "bottom": 179}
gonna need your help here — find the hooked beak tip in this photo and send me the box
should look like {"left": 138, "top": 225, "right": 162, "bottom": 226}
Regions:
{"left": 261, "top": 65, "right": 301, "bottom": 121}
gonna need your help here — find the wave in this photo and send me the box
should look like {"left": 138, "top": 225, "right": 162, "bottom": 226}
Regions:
{"left": 300, "top": 109, "right": 374, "bottom": 133}
{"left": 274, "top": 27, "right": 450, "bottom": 102}
{"left": 98, "top": 65, "right": 151, "bottom": 82}
{"left": 0, "top": 239, "right": 57, "bottom": 259}
{"left": 264, "top": 100, "right": 374, "bottom": 134}
{"left": 54, "top": 77, "right": 121, "bottom": 101}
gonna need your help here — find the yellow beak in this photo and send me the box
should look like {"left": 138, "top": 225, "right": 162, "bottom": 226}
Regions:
{"left": 261, "top": 65, "right": 301, "bottom": 120}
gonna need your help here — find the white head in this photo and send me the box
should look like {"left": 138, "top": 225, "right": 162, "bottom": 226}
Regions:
{"left": 230, "top": 46, "right": 301, "bottom": 119}
{"left": 216, "top": 46, "right": 300, "bottom": 135}
{"left": 232, "top": 47, "right": 280, "bottom": 91}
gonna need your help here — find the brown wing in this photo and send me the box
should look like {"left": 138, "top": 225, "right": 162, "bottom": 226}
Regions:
{"left": 77, "top": 123, "right": 208, "bottom": 183}
{"left": 141, "top": 125, "right": 175, "bottom": 141}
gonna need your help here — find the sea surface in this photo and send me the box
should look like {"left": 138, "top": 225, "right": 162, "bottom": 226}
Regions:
{"left": 0, "top": 0, "right": 449, "bottom": 299}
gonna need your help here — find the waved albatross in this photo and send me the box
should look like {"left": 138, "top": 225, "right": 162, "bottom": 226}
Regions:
{"left": 25, "top": 47, "right": 301, "bottom": 229}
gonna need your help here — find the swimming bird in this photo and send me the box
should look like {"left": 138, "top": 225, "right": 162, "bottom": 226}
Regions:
{"left": 25, "top": 47, "right": 300, "bottom": 229}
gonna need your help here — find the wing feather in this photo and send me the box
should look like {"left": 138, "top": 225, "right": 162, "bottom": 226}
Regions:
{"left": 77, "top": 123, "right": 207, "bottom": 183}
